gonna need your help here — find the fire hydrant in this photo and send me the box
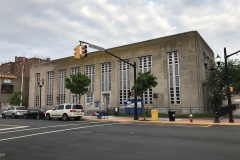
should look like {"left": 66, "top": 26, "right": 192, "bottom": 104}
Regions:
{"left": 189, "top": 114, "right": 193, "bottom": 123}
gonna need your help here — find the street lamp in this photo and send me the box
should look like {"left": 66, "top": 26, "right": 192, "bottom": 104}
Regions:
{"left": 37, "top": 78, "right": 44, "bottom": 108}
{"left": 224, "top": 47, "right": 240, "bottom": 123}
{"left": 204, "top": 54, "right": 221, "bottom": 123}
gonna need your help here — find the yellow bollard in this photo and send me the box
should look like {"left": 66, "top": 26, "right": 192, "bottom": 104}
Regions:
{"left": 151, "top": 109, "right": 159, "bottom": 121}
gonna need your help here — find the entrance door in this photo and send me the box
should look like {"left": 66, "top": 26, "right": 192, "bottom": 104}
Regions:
{"left": 102, "top": 93, "right": 111, "bottom": 112}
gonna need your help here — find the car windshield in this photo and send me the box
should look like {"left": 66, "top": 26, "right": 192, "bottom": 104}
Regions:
{"left": 17, "top": 107, "right": 27, "bottom": 110}
{"left": 73, "top": 105, "right": 83, "bottom": 109}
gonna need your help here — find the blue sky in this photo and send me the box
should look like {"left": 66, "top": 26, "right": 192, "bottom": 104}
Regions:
{"left": 0, "top": 0, "right": 240, "bottom": 63}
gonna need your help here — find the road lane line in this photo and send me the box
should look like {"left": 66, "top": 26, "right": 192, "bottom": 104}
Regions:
{"left": 0, "top": 123, "right": 119, "bottom": 142}
{"left": 0, "top": 126, "right": 29, "bottom": 131}
{"left": 0, "top": 123, "right": 92, "bottom": 134}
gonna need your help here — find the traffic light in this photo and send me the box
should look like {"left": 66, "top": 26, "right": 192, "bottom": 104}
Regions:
{"left": 74, "top": 46, "right": 80, "bottom": 59}
{"left": 230, "top": 86, "right": 234, "bottom": 93}
{"left": 80, "top": 43, "right": 87, "bottom": 58}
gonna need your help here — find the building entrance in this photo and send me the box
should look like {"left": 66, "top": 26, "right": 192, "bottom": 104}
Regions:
{"left": 102, "top": 93, "right": 111, "bottom": 112}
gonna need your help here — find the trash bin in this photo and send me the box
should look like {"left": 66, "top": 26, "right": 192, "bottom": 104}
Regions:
{"left": 151, "top": 109, "right": 159, "bottom": 121}
{"left": 168, "top": 110, "right": 176, "bottom": 121}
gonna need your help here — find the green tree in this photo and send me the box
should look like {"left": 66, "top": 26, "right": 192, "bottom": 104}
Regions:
{"left": 132, "top": 71, "right": 158, "bottom": 96}
{"left": 65, "top": 72, "right": 91, "bottom": 104}
{"left": 9, "top": 91, "right": 22, "bottom": 105}
{"left": 204, "top": 60, "right": 240, "bottom": 112}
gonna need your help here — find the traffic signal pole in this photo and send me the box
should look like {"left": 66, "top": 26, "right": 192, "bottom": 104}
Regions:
{"left": 224, "top": 47, "right": 240, "bottom": 123}
{"left": 79, "top": 41, "right": 139, "bottom": 120}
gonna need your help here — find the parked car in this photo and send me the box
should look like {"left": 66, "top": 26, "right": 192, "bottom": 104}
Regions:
{"left": 45, "top": 103, "right": 84, "bottom": 121}
{"left": 23, "top": 108, "right": 46, "bottom": 119}
{"left": 2, "top": 106, "right": 28, "bottom": 118}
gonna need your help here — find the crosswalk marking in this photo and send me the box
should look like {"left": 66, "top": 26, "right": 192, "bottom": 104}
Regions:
{"left": 0, "top": 123, "right": 119, "bottom": 142}
{"left": 0, "top": 126, "right": 29, "bottom": 131}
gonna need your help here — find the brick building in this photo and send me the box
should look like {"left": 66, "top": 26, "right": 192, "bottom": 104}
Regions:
{"left": 0, "top": 56, "right": 50, "bottom": 108}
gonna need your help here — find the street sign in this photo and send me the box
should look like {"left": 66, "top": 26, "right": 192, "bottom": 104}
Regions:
{"left": 88, "top": 44, "right": 105, "bottom": 51}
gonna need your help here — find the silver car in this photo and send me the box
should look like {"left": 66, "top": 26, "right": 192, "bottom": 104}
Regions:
{"left": 2, "top": 106, "right": 28, "bottom": 118}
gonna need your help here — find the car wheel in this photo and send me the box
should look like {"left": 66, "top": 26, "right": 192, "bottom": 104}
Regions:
{"left": 36, "top": 115, "right": 40, "bottom": 120}
{"left": 2, "top": 113, "right": 6, "bottom": 119}
{"left": 46, "top": 114, "right": 51, "bottom": 120}
{"left": 74, "top": 117, "right": 80, "bottom": 121}
{"left": 12, "top": 114, "right": 16, "bottom": 119}
{"left": 62, "top": 114, "right": 68, "bottom": 121}
{"left": 23, "top": 115, "right": 27, "bottom": 119}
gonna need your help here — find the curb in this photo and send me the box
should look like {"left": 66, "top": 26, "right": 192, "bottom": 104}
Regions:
{"left": 83, "top": 117, "right": 240, "bottom": 126}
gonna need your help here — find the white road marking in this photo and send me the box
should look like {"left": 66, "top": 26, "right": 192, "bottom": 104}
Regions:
{"left": 0, "top": 123, "right": 91, "bottom": 134}
{"left": 0, "top": 123, "right": 118, "bottom": 142}
{"left": 0, "top": 126, "right": 29, "bottom": 131}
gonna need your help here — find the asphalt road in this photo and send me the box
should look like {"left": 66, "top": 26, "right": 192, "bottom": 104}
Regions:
{"left": 0, "top": 118, "right": 240, "bottom": 160}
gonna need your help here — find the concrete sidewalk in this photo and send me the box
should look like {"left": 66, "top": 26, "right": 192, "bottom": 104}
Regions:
{"left": 83, "top": 115, "right": 240, "bottom": 126}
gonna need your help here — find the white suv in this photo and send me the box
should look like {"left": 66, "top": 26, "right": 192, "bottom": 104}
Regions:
{"left": 45, "top": 104, "right": 84, "bottom": 121}
{"left": 2, "top": 106, "right": 28, "bottom": 118}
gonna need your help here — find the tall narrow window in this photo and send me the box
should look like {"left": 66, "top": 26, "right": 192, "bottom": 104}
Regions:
{"left": 119, "top": 60, "right": 130, "bottom": 105}
{"left": 85, "top": 65, "right": 95, "bottom": 105}
{"left": 71, "top": 67, "right": 79, "bottom": 75}
{"left": 47, "top": 71, "right": 54, "bottom": 106}
{"left": 139, "top": 56, "right": 153, "bottom": 104}
{"left": 71, "top": 67, "right": 80, "bottom": 104}
{"left": 58, "top": 70, "right": 66, "bottom": 104}
{"left": 35, "top": 73, "right": 40, "bottom": 106}
{"left": 168, "top": 51, "right": 181, "bottom": 104}
{"left": 85, "top": 65, "right": 94, "bottom": 92}
{"left": 101, "top": 63, "right": 111, "bottom": 91}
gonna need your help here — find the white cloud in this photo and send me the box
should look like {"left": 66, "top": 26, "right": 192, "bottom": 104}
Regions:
{"left": 0, "top": 0, "right": 240, "bottom": 63}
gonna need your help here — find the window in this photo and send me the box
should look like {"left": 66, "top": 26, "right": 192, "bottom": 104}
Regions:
{"left": 35, "top": 73, "right": 40, "bottom": 106}
{"left": 58, "top": 70, "right": 66, "bottom": 104}
{"left": 86, "top": 94, "right": 93, "bottom": 105}
{"left": 65, "top": 105, "right": 71, "bottom": 109}
{"left": 119, "top": 60, "right": 130, "bottom": 105}
{"left": 168, "top": 51, "right": 181, "bottom": 104}
{"left": 73, "top": 104, "right": 83, "bottom": 109}
{"left": 71, "top": 67, "right": 79, "bottom": 75}
{"left": 85, "top": 65, "right": 94, "bottom": 92}
{"left": 85, "top": 65, "right": 95, "bottom": 105}
{"left": 58, "top": 105, "right": 64, "bottom": 110}
{"left": 139, "top": 56, "right": 153, "bottom": 104}
{"left": 101, "top": 62, "right": 111, "bottom": 91}
{"left": 47, "top": 71, "right": 54, "bottom": 105}
{"left": 1, "top": 84, "right": 13, "bottom": 94}
{"left": 70, "top": 67, "right": 80, "bottom": 104}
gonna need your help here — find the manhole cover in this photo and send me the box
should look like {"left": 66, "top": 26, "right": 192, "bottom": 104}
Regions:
{"left": 0, "top": 153, "right": 5, "bottom": 157}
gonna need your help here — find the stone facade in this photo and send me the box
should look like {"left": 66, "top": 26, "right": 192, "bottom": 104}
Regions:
{"left": 29, "top": 31, "right": 214, "bottom": 114}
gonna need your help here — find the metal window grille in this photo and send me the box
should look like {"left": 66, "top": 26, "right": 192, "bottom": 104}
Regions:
{"left": 85, "top": 65, "right": 95, "bottom": 92}
{"left": 119, "top": 60, "right": 130, "bottom": 105}
{"left": 58, "top": 70, "right": 66, "bottom": 104}
{"left": 47, "top": 71, "right": 54, "bottom": 105}
{"left": 70, "top": 67, "right": 80, "bottom": 103}
{"left": 139, "top": 56, "right": 153, "bottom": 104}
{"left": 35, "top": 73, "right": 40, "bottom": 106}
{"left": 101, "top": 63, "right": 111, "bottom": 91}
{"left": 168, "top": 51, "right": 181, "bottom": 104}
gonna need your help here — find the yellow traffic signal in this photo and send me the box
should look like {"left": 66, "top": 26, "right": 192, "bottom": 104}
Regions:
{"left": 230, "top": 86, "right": 234, "bottom": 93}
{"left": 80, "top": 43, "right": 87, "bottom": 58}
{"left": 74, "top": 46, "right": 80, "bottom": 59}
